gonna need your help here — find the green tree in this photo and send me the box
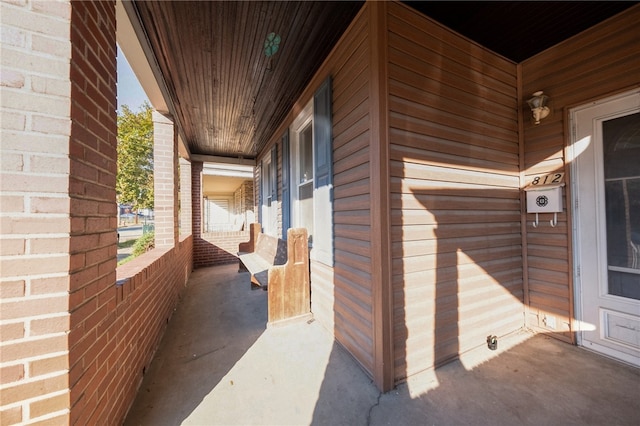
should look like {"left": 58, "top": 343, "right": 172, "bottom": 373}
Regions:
{"left": 117, "top": 102, "right": 154, "bottom": 219}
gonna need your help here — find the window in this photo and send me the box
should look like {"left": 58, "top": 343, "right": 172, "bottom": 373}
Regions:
{"left": 287, "top": 77, "right": 333, "bottom": 265}
{"left": 292, "top": 104, "right": 315, "bottom": 243}
{"left": 260, "top": 146, "right": 278, "bottom": 236}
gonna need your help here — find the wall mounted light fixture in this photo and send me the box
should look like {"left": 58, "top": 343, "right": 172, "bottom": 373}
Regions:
{"left": 527, "top": 91, "right": 550, "bottom": 125}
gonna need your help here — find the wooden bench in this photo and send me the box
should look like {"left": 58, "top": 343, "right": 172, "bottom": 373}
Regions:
{"left": 238, "top": 223, "right": 311, "bottom": 325}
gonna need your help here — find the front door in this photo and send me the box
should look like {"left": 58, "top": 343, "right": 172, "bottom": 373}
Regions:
{"left": 572, "top": 89, "right": 640, "bottom": 366}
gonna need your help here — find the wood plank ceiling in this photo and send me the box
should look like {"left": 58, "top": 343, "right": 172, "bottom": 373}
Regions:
{"left": 129, "top": 1, "right": 636, "bottom": 160}
{"left": 132, "top": 0, "right": 363, "bottom": 160}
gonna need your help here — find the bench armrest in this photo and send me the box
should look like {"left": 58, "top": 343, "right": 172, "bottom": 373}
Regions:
{"left": 267, "top": 228, "right": 310, "bottom": 324}
{"left": 239, "top": 222, "right": 261, "bottom": 253}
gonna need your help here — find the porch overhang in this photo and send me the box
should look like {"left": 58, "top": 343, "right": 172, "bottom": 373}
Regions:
{"left": 116, "top": 0, "right": 636, "bottom": 163}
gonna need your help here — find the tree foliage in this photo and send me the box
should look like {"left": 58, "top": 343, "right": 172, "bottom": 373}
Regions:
{"left": 116, "top": 102, "right": 154, "bottom": 212}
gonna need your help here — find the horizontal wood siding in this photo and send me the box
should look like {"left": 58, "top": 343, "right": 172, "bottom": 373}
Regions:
{"left": 257, "top": 7, "right": 376, "bottom": 378}
{"left": 327, "top": 9, "right": 374, "bottom": 375}
{"left": 520, "top": 5, "right": 640, "bottom": 340}
{"left": 387, "top": 2, "right": 523, "bottom": 381}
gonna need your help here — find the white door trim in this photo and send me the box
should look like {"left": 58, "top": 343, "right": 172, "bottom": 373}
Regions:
{"left": 570, "top": 88, "right": 640, "bottom": 366}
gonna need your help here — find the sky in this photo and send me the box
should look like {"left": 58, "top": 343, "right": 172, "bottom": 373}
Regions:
{"left": 117, "top": 45, "right": 149, "bottom": 111}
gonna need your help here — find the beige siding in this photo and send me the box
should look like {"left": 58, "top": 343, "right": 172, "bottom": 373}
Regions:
{"left": 322, "top": 9, "right": 374, "bottom": 374}
{"left": 256, "top": 7, "right": 376, "bottom": 377}
{"left": 387, "top": 2, "right": 523, "bottom": 381}
{"left": 521, "top": 5, "right": 640, "bottom": 341}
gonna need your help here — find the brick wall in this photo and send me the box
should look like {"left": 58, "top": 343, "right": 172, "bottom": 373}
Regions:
{"left": 1, "top": 0, "right": 73, "bottom": 424}
{"left": 192, "top": 162, "right": 250, "bottom": 267}
{"left": 233, "top": 180, "right": 255, "bottom": 229}
{"left": 195, "top": 231, "right": 250, "bottom": 267}
{"left": 2, "top": 2, "right": 195, "bottom": 425}
{"left": 111, "top": 237, "right": 192, "bottom": 424}
{"left": 66, "top": 1, "right": 120, "bottom": 424}
{"left": 191, "top": 161, "right": 203, "bottom": 234}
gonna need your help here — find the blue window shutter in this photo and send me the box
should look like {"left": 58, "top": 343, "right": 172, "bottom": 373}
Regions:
{"left": 281, "top": 130, "right": 291, "bottom": 239}
{"left": 270, "top": 144, "right": 278, "bottom": 203}
{"left": 313, "top": 76, "right": 334, "bottom": 266}
{"left": 257, "top": 162, "right": 263, "bottom": 225}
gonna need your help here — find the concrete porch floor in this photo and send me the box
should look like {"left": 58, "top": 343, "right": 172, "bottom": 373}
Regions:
{"left": 124, "top": 263, "right": 639, "bottom": 426}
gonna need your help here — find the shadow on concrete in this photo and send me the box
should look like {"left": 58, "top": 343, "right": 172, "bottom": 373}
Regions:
{"left": 310, "top": 328, "right": 640, "bottom": 425}
{"left": 124, "top": 264, "right": 267, "bottom": 425}
{"left": 367, "top": 331, "right": 640, "bottom": 425}
{"left": 124, "top": 263, "right": 639, "bottom": 426}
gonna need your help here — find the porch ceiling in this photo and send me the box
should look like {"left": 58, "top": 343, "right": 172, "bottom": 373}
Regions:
{"left": 125, "top": 1, "right": 636, "bottom": 161}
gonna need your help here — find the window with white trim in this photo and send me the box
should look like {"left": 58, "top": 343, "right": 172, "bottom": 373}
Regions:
{"left": 260, "top": 148, "right": 278, "bottom": 236}
{"left": 291, "top": 102, "right": 314, "bottom": 244}
{"left": 286, "top": 77, "right": 334, "bottom": 265}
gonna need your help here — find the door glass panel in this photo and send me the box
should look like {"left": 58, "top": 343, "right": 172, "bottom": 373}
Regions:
{"left": 603, "top": 112, "right": 640, "bottom": 300}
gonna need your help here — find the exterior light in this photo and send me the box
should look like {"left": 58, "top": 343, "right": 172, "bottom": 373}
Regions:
{"left": 527, "top": 90, "right": 550, "bottom": 125}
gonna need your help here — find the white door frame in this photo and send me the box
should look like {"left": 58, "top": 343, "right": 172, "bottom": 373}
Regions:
{"left": 570, "top": 88, "right": 640, "bottom": 366}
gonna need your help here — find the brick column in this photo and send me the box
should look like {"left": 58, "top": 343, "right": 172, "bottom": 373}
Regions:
{"left": 191, "top": 161, "right": 203, "bottom": 238}
{"left": 67, "top": 1, "right": 118, "bottom": 423}
{"left": 0, "top": 1, "right": 120, "bottom": 424}
{"left": 153, "top": 111, "right": 178, "bottom": 248}
{"left": 0, "top": 1, "right": 74, "bottom": 424}
{"left": 179, "top": 157, "right": 192, "bottom": 236}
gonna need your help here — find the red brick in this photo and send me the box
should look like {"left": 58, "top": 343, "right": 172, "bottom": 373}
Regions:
{"left": 70, "top": 198, "right": 100, "bottom": 215}
{"left": 98, "top": 258, "right": 117, "bottom": 277}
{"left": 68, "top": 177, "right": 85, "bottom": 197}
{"left": 81, "top": 180, "right": 114, "bottom": 201}
{"left": 70, "top": 216, "right": 86, "bottom": 233}
{"left": 69, "top": 297, "right": 97, "bottom": 327}
{"left": 73, "top": 389, "right": 98, "bottom": 426}
{"left": 83, "top": 304, "right": 107, "bottom": 333}
{"left": 70, "top": 252, "right": 86, "bottom": 271}
{"left": 85, "top": 217, "right": 110, "bottom": 233}
{"left": 98, "top": 168, "right": 116, "bottom": 186}
{"left": 69, "top": 358, "right": 97, "bottom": 397}
{"left": 70, "top": 159, "right": 99, "bottom": 182}
{"left": 69, "top": 260, "right": 100, "bottom": 286}
{"left": 69, "top": 117, "right": 95, "bottom": 152}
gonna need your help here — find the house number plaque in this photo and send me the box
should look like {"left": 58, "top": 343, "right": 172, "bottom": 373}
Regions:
{"left": 530, "top": 172, "right": 564, "bottom": 186}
